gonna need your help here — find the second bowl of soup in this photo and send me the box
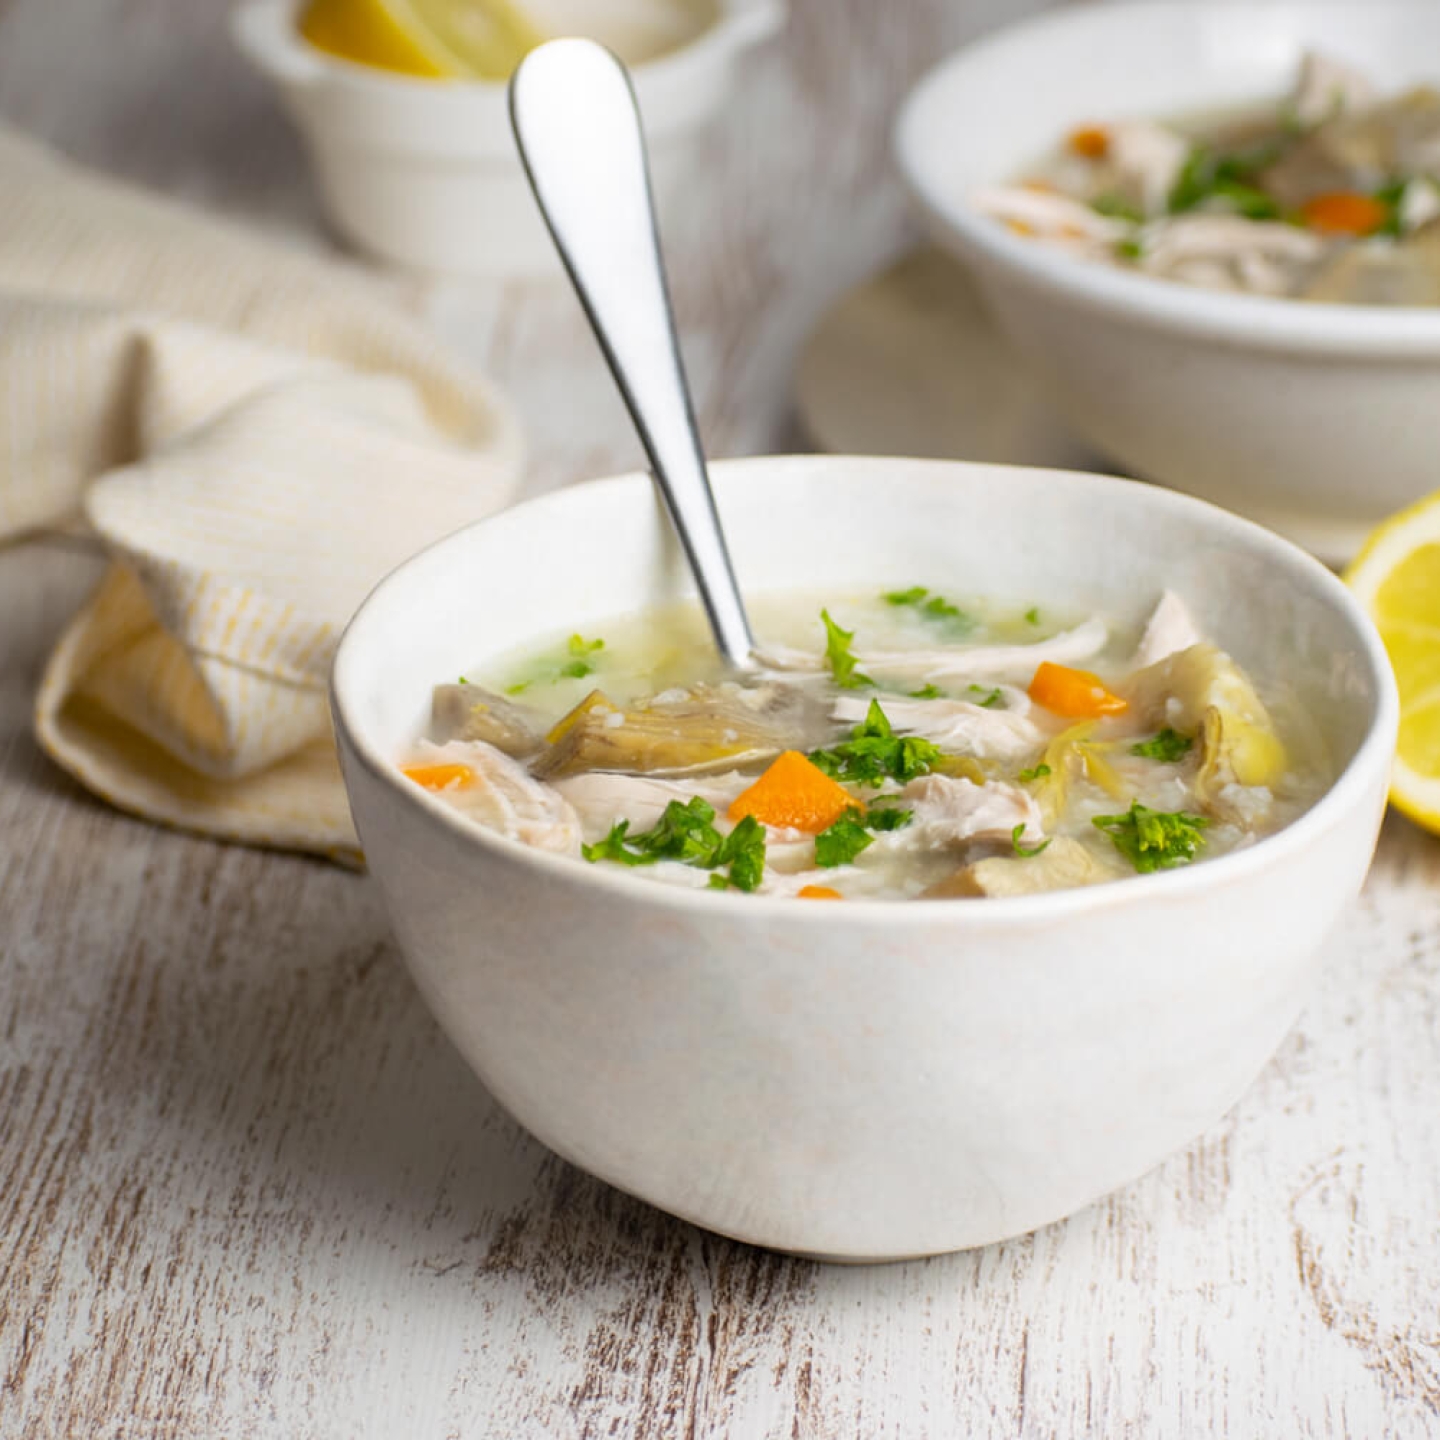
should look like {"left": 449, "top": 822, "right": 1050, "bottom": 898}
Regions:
{"left": 896, "top": 1, "right": 1440, "bottom": 563}
{"left": 332, "top": 455, "right": 1396, "bottom": 1258}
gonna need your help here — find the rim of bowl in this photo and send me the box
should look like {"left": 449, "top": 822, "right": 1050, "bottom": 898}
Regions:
{"left": 234, "top": 0, "right": 777, "bottom": 97}
{"left": 331, "top": 456, "right": 1400, "bottom": 926}
{"left": 894, "top": 0, "right": 1440, "bottom": 356}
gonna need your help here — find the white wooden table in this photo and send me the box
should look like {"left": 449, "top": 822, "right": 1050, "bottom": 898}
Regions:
{"left": 2, "top": 2, "right": 1438, "bottom": 1435}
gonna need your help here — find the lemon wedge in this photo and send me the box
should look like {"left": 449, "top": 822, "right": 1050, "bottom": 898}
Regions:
{"left": 411, "top": 0, "right": 545, "bottom": 78}
{"left": 298, "top": 0, "right": 545, "bottom": 80}
{"left": 1344, "top": 494, "right": 1440, "bottom": 829}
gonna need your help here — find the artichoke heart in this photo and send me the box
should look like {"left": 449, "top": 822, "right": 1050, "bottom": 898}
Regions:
{"left": 1127, "top": 644, "right": 1288, "bottom": 797}
{"left": 925, "top": 837, "right": 1111, "bottom": 899}
{"left": 532, "top": 686, "right": 805, "bottom": 780}
{"left": 431, "top": 685, "right": 544, "bottom": 757}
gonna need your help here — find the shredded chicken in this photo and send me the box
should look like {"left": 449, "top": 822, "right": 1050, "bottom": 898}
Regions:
{"left": 1132, "top": 590, "right": 1203, "bottom": 669}
{"left": 885, "top": 774, "right": 1044, "bottom": 851}
{"left": 855, "top": 618, "right": 1109, "bottom": 686}
{"left": 552, "top": 770, "right": 750, "bottom": 843}
{"left": 1290, "top": 50, "right": 1375, "bottom": 126}
{"left": 832, "top": 691, "right": 1043, "bottom": 762}
{"left": 413, "top": 739, "right": 583, "bottom": 856}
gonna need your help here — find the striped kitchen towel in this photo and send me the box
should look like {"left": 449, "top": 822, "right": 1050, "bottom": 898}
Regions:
{"left": 1, "top": 128, "right": 525, "bottom": 864}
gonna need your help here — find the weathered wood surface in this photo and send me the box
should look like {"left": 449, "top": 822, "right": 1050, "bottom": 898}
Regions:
{"left": 1, "top": 1, "right": 1438, "bottom": 1436}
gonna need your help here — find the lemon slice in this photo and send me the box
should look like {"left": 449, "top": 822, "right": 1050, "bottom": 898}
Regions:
{"left": 1344, "top": 494, "right": 1440, "bottom": 829}
{"left": 410, "top": 0, "right": 546, "bottom": 79}
{"left": 298, "top": 0, "right": 468, "bottom": 76}
{"left": 298, "top": 0, "right": 544, "bottom": 80}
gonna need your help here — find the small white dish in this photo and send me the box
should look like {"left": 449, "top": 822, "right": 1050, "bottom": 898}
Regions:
{"left": 331, "top": 454, "right": 1396, "bottom": 1260}
{"left": 895, "top": 1, "right": 1440, "bottom": 564}
{"left": 232, "top": 0, "right": 782, "bottom": 276}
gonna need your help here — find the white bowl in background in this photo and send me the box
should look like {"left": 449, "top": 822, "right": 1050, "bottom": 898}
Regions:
{"left": 895, "top": 1, "right": 1440, "bottom": 564}
{"left": 331, "top": 455, "right": 1396, "bottom": 1260}
{"left": 232, "top": 0, "right": 781, "bottom": 276}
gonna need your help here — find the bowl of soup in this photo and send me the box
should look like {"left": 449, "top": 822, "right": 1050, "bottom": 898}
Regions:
{"left": 331, "top": 455, "right": 1396, "bottom": 1259}
{"left": 895, "top": 1, "right": 1440, "bottom": 563}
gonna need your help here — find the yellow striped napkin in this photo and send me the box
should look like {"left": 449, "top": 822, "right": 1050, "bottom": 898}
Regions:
{"left": 2, "top": 129, "right": 525, "bottom": 863}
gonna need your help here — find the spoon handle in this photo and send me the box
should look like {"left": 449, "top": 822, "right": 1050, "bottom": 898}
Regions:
{"left": 510, "top": 39, "right": 757, "bottom": 669}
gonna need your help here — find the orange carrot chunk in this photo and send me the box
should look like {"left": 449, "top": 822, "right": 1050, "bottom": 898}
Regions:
{"left": 728, "top": 751, "right": 857, "bottom": 834}
{"left": 797, "top": 885, "right": 844, "bottom": 900}
{"left": 1028, "top": 662, "right": 1129, "bottom": 719}
{"left": 402, "top": 762, "right": 475, "bottom": 791}
{"left": 1299, "top": 191, "right": 1388, "bottom": 236}
{"left": 1068, "top": 125, "right": 1110, "bottom": 160}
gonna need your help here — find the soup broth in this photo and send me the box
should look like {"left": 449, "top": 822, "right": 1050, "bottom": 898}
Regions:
{"left": 399, "top": 587, "right": 1333, "bottom": 902}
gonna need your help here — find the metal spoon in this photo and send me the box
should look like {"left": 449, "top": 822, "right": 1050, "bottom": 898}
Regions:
{"left": 509, "top": 38, "right": 757, "bottom": 671}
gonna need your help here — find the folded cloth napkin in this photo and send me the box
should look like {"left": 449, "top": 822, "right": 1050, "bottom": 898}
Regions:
{"left": 1, "top": 129, "right": 526, "bottom": 864}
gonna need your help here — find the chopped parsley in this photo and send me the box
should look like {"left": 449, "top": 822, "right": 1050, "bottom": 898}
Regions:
{"left": 968, "top": 685, "right": 1003, "bottom": 709}
{"left": 1018, "top": 763, "right": 1052, "bottom": 783}
{"left": 457, "top": 676, "right": 469, "bottom": 685}
{"left": 1091, "top": 192, "right": 1145, "bottom": 224}
{"left": 865, "top": 805, "right": 914, "bottom": 832}
{"left": 883, "top": 586, "right": 929, "bottom": 606}
{"left": 1011, "top": 824, "right": 1052, "bottom": 858}
{"left": 1130, "top": 728, "right": 1194, "bottom": 763}
{"left": 1115, "top": 236, "right": 1146, "bottom": 262}
{"left": 814, "top": 804, "right": 914, "bottom": 867}
{"left": 1024, "top": 607, "right": 1041, "bottom": 626}
{"left": 582, "top": 799, "right": 766, "bottom": 892}
{"left": 808, "top": 700, "right": 943, "bottom": 787}
{"left": 909, "top": 683, "right": 945, "bottom": 700}
{"left": 882, "top": 585, "right": 972, "bottom": 631}
{"left": 821, "top": 609, "right": 874, "bottom": 690}
{"left": 1169, "top": 144, "right": 1284, "bottom": 219}
{"left": 1093, "top": 802, "right": 1209, "bottom": 874}
{"left": 506, "top": 634, "right": 605, "bottom": 694}
{"left": 815, "top": 814, "right": 874, "bottom": 867}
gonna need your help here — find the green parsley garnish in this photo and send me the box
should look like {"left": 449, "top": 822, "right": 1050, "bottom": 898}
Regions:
{"left": 865, "top": 805, "right": 913, "bottom": 832}
{"left": 582, "top": 799, "right": 766, "bottom": 892}
{"left": 1024, "top": 607, "right": 1041, "bottom": 626}
{"left": 1115, "top": 236, "right": 1146, "bottom": 261}
{"left": 968, "top": 685, "right": 1003, "bottom": 709}
{"left": 1011, "top": 824, "right": 1052, "bottom": 858}
{"left": 1091, "top": 192, "right": 1145, "bottom": 224}
{"left": 457, "top": 676, "right": 468, "bottom": 685}
{"left": 1018, "top": 763, "right": 1052, "bottom": 783}
{"left": 808, "top": 700, "right": 943, "bottom": 787}
{"left": 1130, "top": 728, "right": 1194, "bottom": 763}
{"left": 815, "top": 814, "right": 874, "bottom": 867}
{"left": 1093, "top": 802, "right": 1209, "bottom": 874}
{"left": 505, "top": 634, "right": 605, "bottom": 694}
{"left": 821, "top": 609, "right": 874, "bottom": 690}
{"left": 910, "top": 683, "right": 945, "bottom": 700}
{"left": 814, "top": 804, "right": 914, "bottom": 867}
{"left": 1169, "top": 144, "right": 1285, "bottom": 219}
{"left": 883, "top": 585, "right": 972, "bottom": 631}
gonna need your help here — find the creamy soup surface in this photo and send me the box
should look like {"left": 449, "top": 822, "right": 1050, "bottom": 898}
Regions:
{"left": 975, "top": 51, "right": 1440, "bottom": 305}
{"left": 400, "top": 587, "right": 1333, "bottom": 901}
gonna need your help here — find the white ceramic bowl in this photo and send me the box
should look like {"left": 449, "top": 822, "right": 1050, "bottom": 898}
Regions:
{"left": 232, "top": 0, "right": 781, "bottom": 275}
{"left": 331, "top": 455, "right": 1396, "bottom": 1260}
{"left": 895, "top": 1, "right": 1440, "bottom": 564}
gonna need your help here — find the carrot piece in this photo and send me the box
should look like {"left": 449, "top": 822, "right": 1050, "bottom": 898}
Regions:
{"left": 402, "top": 762, "right": 475, "bottom": 791}
{"left": 1028, "top": 662, "right": 1129, "bottom": 719}
{"left": 1299, "top": 191, "right": 1388, "bottom": 236}
{"left": 1068, "top": 126, "right": 1110, "bottom": 160}
{"left": 728, "top": 751, "right": 857, "bottom": 834}
{"left": 797, "top": 885, "right": 843, "bottom": 901}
